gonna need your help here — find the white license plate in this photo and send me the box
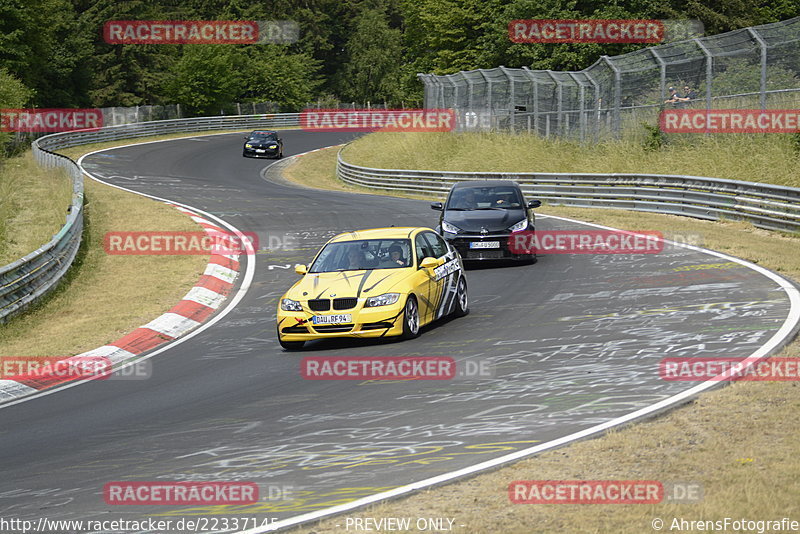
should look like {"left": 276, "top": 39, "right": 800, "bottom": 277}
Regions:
{"left": 255, "top": 149, "right": 266, "bottom": 153}
{"left": 470, "top": 241, "right": 500, "bottom": 249}
{"left": 312, "top": 314, "right": 352, "bottom": 325}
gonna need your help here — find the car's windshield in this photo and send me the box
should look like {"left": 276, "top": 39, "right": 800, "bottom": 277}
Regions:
{"left": 445, "top": 186, "right": 523, "bottom": 210}
{"left": 248, "top": 132, "right": 277, "bottom": 141}
{"left": 309, "top": 239, "right": 413, "bottom": 272}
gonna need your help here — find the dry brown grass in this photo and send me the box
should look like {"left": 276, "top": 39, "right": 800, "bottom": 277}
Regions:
{"left": 0, "top": 152, "right": 72, "bottom": 265}
{"left": 0, "top": 135, "right": 217, "bottom": 358}
{"left": 282, "top": 141, "right": 800, "bottom": 534}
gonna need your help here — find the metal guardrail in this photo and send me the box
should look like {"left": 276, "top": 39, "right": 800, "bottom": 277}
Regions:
{"left": 1, "top": 113, "right": 301, "bottom": 322}
{"left": 336, "top": 146, "right": 800, "bottom": 233}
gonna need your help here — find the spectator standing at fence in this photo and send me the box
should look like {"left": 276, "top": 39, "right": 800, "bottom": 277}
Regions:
{"left": 681, "top": 85, "right": 698, "bottom": 102}
{"left": 664, "top": 87, "right": 684, "bottom": 107}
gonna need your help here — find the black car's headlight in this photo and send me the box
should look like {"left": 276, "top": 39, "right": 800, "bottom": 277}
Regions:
{"left": 245, "top": 144, "right": 254, "bottom": 148}
{"left": 280, "top": 298, "right": 303, "bottom": 311}
{"left": 364, "top": 293, "right": 400, "bottom": 307}
{"left": 441, "top": 221, "right": 461, "bottom": 234}
{"left": 268, "top": 144, "right": 278, "bottom": 149}
{"left": 508, "top": 219, "right": 528, "bottom": 233}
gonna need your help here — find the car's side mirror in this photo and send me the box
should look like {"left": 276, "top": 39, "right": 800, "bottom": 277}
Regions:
{"left": 295, "top": 264, "right": 308, "bottom": 275}
{"left": 430, "top": 202, "right": 443, "bottom": 211}
{"left": 527, "top": 200, "right": 542, "bottom": 209}
{"left": 420, "top": 257, "right": 440, "bottom": 269}
{"left": 243, "top": 136, "right": 249, "bottom": 140}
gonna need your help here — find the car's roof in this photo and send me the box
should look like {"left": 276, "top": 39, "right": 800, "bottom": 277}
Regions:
{"left": 249, "top": 130, "right": 277, "bottom": 135}
{"left": 329, "top": 227, "right": 428, "bottom": 242}
{"left": 450, "top": 180, "right": 520, "bottom": 190}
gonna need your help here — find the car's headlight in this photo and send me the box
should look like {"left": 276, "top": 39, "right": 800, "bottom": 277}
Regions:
{"left": 441, "top": 221, "right": 461, "bottom": 234}
{"left": 509, "top": 219, "right": 529, "bottom": 232}
{"left": 245, "top": 144, "right": 253, "bottom": 148}
{"left": 365, "top": 293, "right": 400, "bottom": 307}
{"left": 268, "top": 144, "right": 278, "bottom": 148}
{"left": 280, "top": 298, "right": 303, "bottom": 311}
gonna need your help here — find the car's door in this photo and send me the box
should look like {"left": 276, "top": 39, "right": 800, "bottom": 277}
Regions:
{"left": 411, "top": 231, "right": 439, "bottom": 324}
{"left": 422, "top": 231, "right": 461, "bottom": 320}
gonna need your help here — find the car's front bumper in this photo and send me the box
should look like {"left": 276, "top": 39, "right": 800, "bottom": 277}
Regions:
{"left": 277, "top": 299, "right": 406, "bottom": 341}
{"left": 443, "top": 232, "right": 533, "bottom": 260}
{"left": 243, "top": 146, "right": 280, "bottom": 157}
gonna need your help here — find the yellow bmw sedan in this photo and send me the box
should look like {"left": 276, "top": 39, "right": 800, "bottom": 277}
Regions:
{"left": 276, "top": 227, "right": 469, "bottom": 350}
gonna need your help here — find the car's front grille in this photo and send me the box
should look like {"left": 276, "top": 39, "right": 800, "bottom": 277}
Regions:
{"left": 465, "top": 249, "right": 506, "bottom": 259}
{"left": 333, "top": 298, "right": 358, "bottom": 310}
{"left": 308, "top": 299, "right": 330, "bottom": 311}
{"left": 313, "top": 324, "right": 354, "bottom": 333}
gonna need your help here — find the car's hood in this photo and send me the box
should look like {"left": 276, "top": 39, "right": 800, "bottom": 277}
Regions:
{"left": 445, "top": 208, "right": 525, "bottom": 233}
{"left": 287, "top": 269, "right": 413, "bottom": 300}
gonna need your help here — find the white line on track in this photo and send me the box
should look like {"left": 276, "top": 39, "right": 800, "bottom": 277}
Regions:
{"left": 0, "top": 132, "right": 257, "bottom": 410}
{"left": 236, "top": 213, "right": 800, "bottom": 534}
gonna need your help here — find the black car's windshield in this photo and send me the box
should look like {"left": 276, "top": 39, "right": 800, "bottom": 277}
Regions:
{"left": 248, "top": 132, "right": 277, "bottom": 141}
{"left": 310, "top": 239, "right": 413, "bottom": 272}
{"left": 445, "top": 186, "right": 524, "bottom": 210}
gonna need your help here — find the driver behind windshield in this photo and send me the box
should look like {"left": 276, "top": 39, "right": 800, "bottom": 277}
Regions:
{"left": 379, "top": 244, "right": 407, "bottom": 268}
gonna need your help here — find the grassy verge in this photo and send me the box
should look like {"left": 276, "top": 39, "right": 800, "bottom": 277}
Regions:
{"left": 341, "top": 131, "right": 800, "bottom": 188}
{"left": 0, "top": 152, "right": 72, "bottom": 265}
{"left": 0, "top": 131, "right": 242, "bottom": 358}
{"left": 282, "top": 138, "right": 800, "bottom": 533}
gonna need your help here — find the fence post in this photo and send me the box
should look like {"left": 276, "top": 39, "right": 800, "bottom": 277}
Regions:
{"left": 522, "top": 67, "right": 539, "bottom": 135}
{"left": 583, "top": 71, "right": 601, "bottom": 144}
{"left": 500, "top": 66, "right": 515, "bottom": 132}
{"left": 545, "top": 71, "right": 563, "bottom": 137}
{"left": 602, "top": 56, "right": 622, "bottom": 138}
{"left": 650, "top": 48, "right": 667, "bottom": 104}
{"left": 569, "top": 73, "right": 586, "bottom": 142}
{"left": 747, "top": 28, "right": 769, "bottom": 110}
{"left": 694, "top": 38, "right": 713, "bottom": 111}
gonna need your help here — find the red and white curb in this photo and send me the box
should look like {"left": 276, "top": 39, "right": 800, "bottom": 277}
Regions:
{"left": 0, "top": 204, "right": 242, "bottom": 401}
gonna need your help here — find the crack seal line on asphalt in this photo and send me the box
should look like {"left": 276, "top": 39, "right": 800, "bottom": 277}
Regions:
{"left": 0, "top": 134, "right": 257, "bottom": 410}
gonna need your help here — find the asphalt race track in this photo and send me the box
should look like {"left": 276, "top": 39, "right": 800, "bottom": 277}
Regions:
{"left": 0, "top": 130, "right": 796, "bottom": 531}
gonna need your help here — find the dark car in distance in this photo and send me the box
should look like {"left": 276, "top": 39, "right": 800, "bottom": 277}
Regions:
{"left": 432, "top": 180, "right": 541, "bottom": 262}
{"left": 242, "top": 130, "right": 283, "bottom": 158}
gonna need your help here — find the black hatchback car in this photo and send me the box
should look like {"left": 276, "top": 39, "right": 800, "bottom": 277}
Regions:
{"left": 432, "top": 180, "right": 541, "bottom": 262}
{"left": 242, "top": 130, "right": 283, "bottom": 158}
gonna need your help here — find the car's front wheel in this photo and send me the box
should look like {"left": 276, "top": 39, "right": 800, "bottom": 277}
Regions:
{"left": 401, "top": 295, "right": 420, "bottom": 339}
{"left": 452, "top": 277, "right": 469, "bottom": 317}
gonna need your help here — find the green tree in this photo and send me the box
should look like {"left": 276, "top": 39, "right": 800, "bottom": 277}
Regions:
{"left": 336, "top": 8, "right": 407, "bottom": 105}
{"left": 238, "top": 46, "right": 322, "bottom": 111}
{"left": 162, "top": 45, "right": 245, "bottom": 116}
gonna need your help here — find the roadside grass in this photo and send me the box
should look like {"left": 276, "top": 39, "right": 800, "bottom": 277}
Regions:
{"left": 283, "top": 140, "right": 800, "bottom": 533}
{"left": 0, "top": 152, "right": 73, "bottom": 265}
{"left": 341, "top": 131, "right": 800, "bottom": 188}
{"left": 0, "top": 132, "right": 239, "bottom": 358}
